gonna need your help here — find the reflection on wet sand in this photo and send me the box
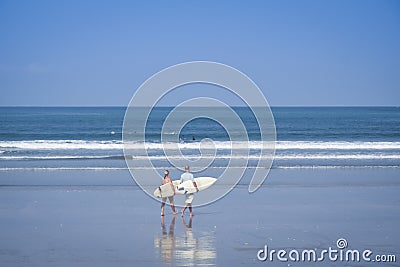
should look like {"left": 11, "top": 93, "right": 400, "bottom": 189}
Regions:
{"left": 154, "top": 216, "right": 216, "bottom": 266}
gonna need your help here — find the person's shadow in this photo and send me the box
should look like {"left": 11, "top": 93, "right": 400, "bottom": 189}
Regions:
{"left": 154, "top": 215, "right": 216, "bottom": 266}
{"left": 156, "top": 215, "right": 176, "bottom": 265}
{"left": 181, "top": 216, "right": 192, "bottom": 229}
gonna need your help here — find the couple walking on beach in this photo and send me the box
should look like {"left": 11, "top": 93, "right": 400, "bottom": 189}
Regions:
{"left": 161, "top": 166, "right": 198, "bottom": 217}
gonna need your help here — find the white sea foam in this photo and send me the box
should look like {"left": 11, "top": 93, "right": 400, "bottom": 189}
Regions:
{"left": 1, "top": 140, "right": 400, "bottom": 151}
{"left": 1, "top": 153, "right": 399, "bottom": 161}
{"left": 0, "top": 165, "right": 399, "bottom": 171}
{"left": 0, "top": 140, "right": 122, "bottom": 150}
{"left": 275, "top": 154, "right": 400, "bottom": 160}
{"left": 130, "top": 154, "right": 400, "bottom": 160}
{"left": 0, "top": 155, "right": 116, "bottom": 160}
{"left": 0, "top": 167, "right": 128, "bottom": 171}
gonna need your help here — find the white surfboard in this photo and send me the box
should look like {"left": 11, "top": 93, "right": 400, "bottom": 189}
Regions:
{"left": 153, "top": 182, "right": 176, "bottom": 198}
{"left": 153, "top": 177, "right": 216, "bottom": 198}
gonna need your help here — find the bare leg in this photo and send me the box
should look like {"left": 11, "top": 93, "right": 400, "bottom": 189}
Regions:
{"left": 161, "top": 202, "right": 165, "bottom": 216}
{"left": 181, "top": 204, "right": 188, "bottom": 217}
{"left": 170, "top": 201, "right": 177, "bottom": 214}
{"left": 189, "top": 205, "right": 193, "bottom": 217}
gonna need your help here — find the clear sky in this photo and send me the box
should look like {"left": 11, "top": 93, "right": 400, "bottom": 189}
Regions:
{"left": 0, "top": 0, "right": 399, "bottom": 106}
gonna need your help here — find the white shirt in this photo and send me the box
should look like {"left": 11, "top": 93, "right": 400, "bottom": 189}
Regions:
{"left": 180, "top": 172, "right": 194, "bottom": 183}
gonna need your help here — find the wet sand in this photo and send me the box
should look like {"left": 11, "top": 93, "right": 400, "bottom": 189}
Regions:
{"left": 0, "top": 168, "right": 399, "bottom": 266}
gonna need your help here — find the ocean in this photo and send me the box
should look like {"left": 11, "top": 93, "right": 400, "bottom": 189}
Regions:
{"left": 0, "top": 106, "right": 399, "bottom": 171}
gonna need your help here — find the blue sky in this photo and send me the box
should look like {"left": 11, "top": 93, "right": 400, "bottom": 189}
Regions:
{"left": 0, "top": 0, "right": 399, "bottom": 106}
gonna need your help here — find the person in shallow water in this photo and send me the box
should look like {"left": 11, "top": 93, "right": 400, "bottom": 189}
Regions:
{"left": 161, "top": 170, "right": 177, "bottom": 216}
{"left": 180, "top": 166, "right": 198, "bottom": 217}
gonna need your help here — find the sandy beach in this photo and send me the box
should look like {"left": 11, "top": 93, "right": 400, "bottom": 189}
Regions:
{"left": 0, "top": 167, "right": 399, "bottom": 266}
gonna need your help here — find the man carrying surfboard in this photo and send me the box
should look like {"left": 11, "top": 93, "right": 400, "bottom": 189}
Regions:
{"left": 180, "top": 166, "right": 198, "bottom": 217}
{"left": 161, "top": 170, "right": 177, "bottom": 216}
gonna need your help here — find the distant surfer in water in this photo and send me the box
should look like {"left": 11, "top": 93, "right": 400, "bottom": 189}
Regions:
{"left": 161, "top": 170, "right": 177, "bottom": 216}
{"left": 180, "top": 166, "right": 198, "bottom": 217}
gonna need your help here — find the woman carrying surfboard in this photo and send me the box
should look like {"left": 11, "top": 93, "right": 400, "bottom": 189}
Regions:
{"left": 161, "top": 170, "right": 177, "bottom": 216}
